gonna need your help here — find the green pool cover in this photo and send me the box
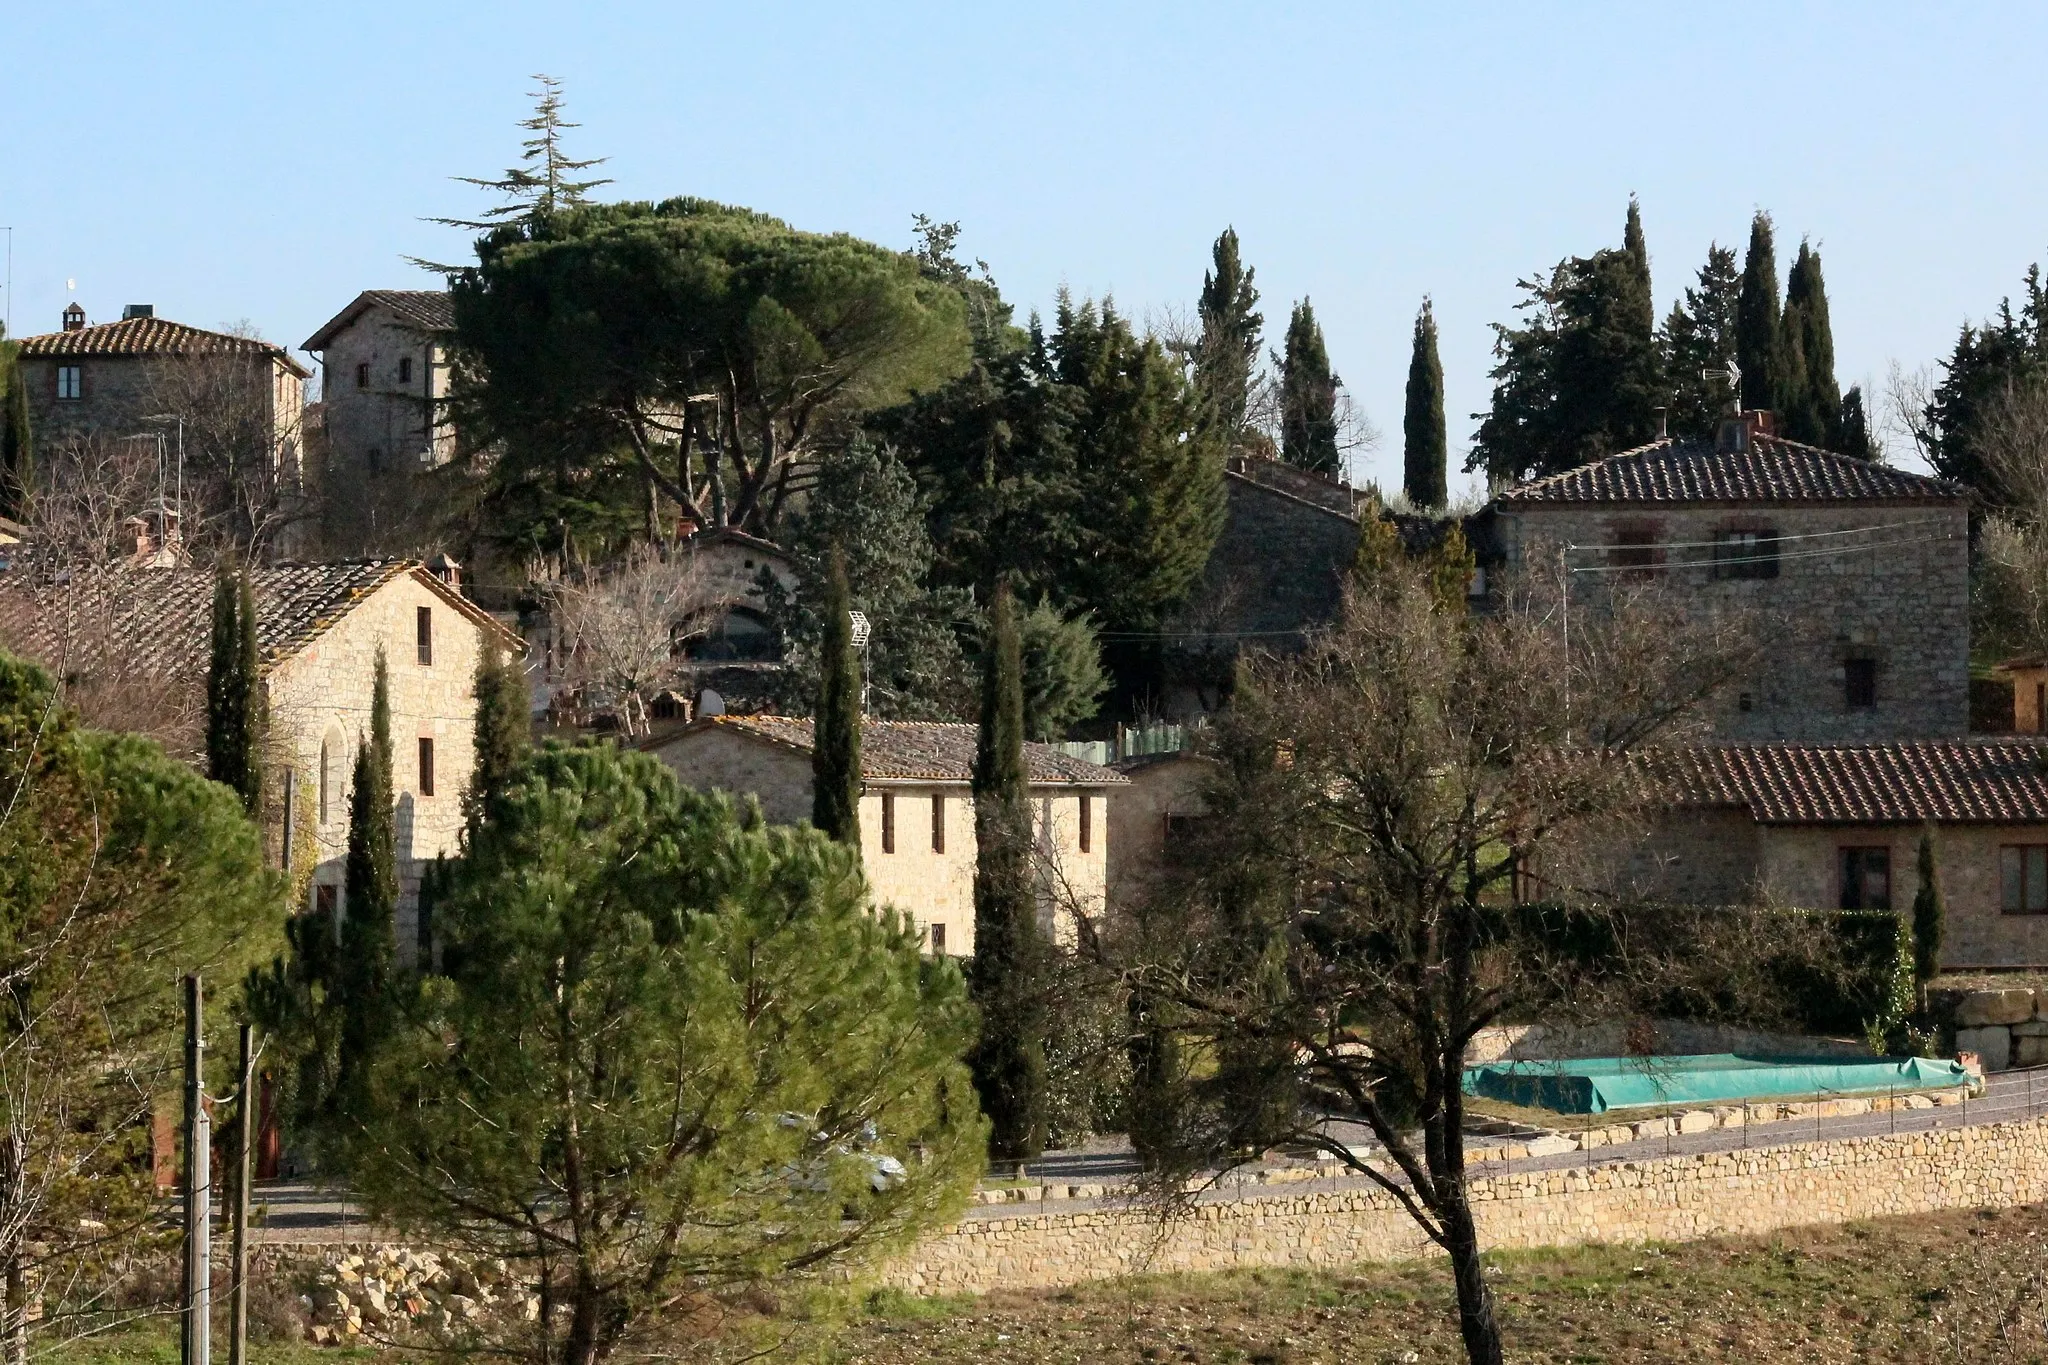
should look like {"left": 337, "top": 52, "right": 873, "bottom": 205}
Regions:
{"left": 1462, "top": 1053, "right": 1970, "bottom": 1115}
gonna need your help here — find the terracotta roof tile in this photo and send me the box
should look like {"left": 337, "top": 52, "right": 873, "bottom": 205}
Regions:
{"left": 1497, "top": 435, "right": 1963, "bottom": 505}
{"left": 16, "top": 317, "right": 309, "bottom": 377}
{"left": 689, "top": 715, "right": 1127, "bottom": 786}
{"left": 0, "top": 560, "right": 516, "bottom": 682}
{"left": 1651, "top": 741, "right": 2048, "bottom": 824}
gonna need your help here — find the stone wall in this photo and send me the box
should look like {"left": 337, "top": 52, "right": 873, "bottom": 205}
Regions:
{"left": 1106, "top": 753, "right": 1210, "bottom": 910}
{"left": 311, "top": 305, "right": 453, "bottom": 554}
{"left": 270, "top": 571, "right": 497, "bottom": 957}
{"left": 1500, "top": 501, "right": 1970, "bottom": 742}
{"left": 885, "top": 1115, "right": 2048, "bottom": 1294}
{"left": 1947, "top": 985, "right": 2048, "bottom": 1071}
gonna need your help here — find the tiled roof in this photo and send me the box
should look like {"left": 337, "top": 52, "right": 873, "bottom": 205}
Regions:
{"left": 0, "top": 560, "right": 517, "bottom": 681}
{"left": 15, "top": 317, "right": 311, "bottom": 377}
{"left": 1496, "top": 435, "right": 1963, "bottom": 505}
{"left": 1651, "top": 742, "right": 2048, "bottom": 825}
{"left": 302, "top": 290, "right": 453, "bottom": 350}
{"left": 683, "top": 715, "right": 1128, "bottom": 786}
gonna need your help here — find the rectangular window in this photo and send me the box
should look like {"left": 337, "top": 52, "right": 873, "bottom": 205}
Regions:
{"left": 1845, "top": 657, "right": 1878, "bottom": 709}
{"left": 398, "top": 356, "right": 413, "bottom": 384}
{"left": 1609, "top": 529, "right": 1658, "bottom": 572}
{"left": 1713, "top": 528, "right": 1781, "bottom": 580}
{"left": 55, "top": 365, "right": 81, "bottom": 400}
{"left": 418, "top": 737, "right": 435, "bottom": 797}
{"left": 416, "top": 606, "right": 433, "bottom": 666}
{"left": 1079, "top": 793, "right": 1093, "bottom": 853}
{"left": 355, "top": 362, "right": 370, "bottom": 390}
{"left": 1839, "top": 846, "right": 1892, "bottom": 911}
{"left": 2002, "top": 846, "right": 2048, "bottom": 914}
{"left": 881, "top": 792, "right": 896, "bottom": 854}
{"left": 929, "top": 922, "right": 946, "bottom": 954}
{"left": 315, "top": 882, "right": 338, "bottom": 923}
{"left": 931, "top": 793, "right": 945, "bottom": 854}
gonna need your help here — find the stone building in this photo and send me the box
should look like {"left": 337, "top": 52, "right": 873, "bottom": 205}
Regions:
{"left": 646, "top": 715, "right": 1125, "bottom": 955}
{"left": 1105, "top": 749, "right": 1212, "bottom": 909}
{"left": 14, "top": 302, "right": 309, "bottom": 477}
{"left": 0, "top": 559, "right": 523, "bottom": 955}
{"left": 1491, "top": 413, "right": 1971, "bottom": 741}
{"left": 1616, "top": 740, "right": 2048, "bottom": 971}
{"left": 301, "top": 291, "right": 455, "bottom": 552}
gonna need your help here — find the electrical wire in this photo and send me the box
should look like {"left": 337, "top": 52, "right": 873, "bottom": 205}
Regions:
{"left": 1559, "top": 517, "right": 1955, "bottom": 556}
{"left": 1567, "top": 532, "right": 1955, "bottom": 576}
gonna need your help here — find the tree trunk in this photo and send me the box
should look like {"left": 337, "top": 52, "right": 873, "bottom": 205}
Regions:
{"left": 1440, "top": 1185, "right": 1505, "bottom": 1365}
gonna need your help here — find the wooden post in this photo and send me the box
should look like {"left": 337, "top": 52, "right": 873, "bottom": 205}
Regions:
{"left": 229, "top": 1025, "right": 252, "bottom": 1365}
{"left": 279, "top": 770, "right": 295, "bottom": 874}
{"left": 182, "top": 975, "right": 210, "bottom": 1365}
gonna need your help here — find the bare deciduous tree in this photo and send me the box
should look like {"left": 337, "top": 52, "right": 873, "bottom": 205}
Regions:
{"left": 1106, "top": 565, "right": 1834, "bottom": 1365}
{"left": 549, "top": 548, "right": 728, "bottom": 735}
{"left": 142, "top": 337, "right": 311, "bottom": 560}
{"left": 1969, "top": 380, "right": 2048, "bottom": 662}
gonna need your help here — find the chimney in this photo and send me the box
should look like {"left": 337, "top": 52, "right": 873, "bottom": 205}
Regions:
{"left": 1716, "top": 417, "right": 1749, "bottom": 454}
{"left": 121, "top": 304, "right": 154, "bottom": 320}
{"left": 1653, "top": 406, "right": 1668, "bottom": 441}
{"left": 1744, "top": 409, "right": 1776, "bottom": 440}
{"left": 427, "top": 552, "right": 462, "bottom": 588}
{"left": 61, "top": 303, "right": 85, "bottom": 332}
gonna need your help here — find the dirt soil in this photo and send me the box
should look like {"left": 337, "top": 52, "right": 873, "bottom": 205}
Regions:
{"left": 831, "top": 1203, "right": 2048, "bottom": 1364}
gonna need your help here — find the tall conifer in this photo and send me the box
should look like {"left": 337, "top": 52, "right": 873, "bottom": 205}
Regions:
{"left": 1622, "top": 196, "right": 1655, "bottom": 342}
{"left": 1402, "top": 299, "right": 1448, "bottom": 507}
{"left": 967, "top": 582, "right": 1047, "bottom": 1162}
{"left": 464, "top": 639, "right": 530, "bottom": 837}
{"left": 811, "top": 546, "right": 863, "bottom": 847}
{"left": 1659, "top": 244, "right": 1742, "bottom": 438}
{"left": 1840, "top": 386, "right": 1875, "bottom": 461}
{"left": 235, "top": 571, "right": 263, "bottom": 814}
{"left": 1780, "top": 240, "right": 1841, "bottom": 447}
{"left": 1194, "top": 227, "right": 1263, "bottom": 451}
{"left": 0, "top": 328, "right": 30, "bottom": 521}
{"left": 1278, "top": 300, "right": 1340, "bottom": 477}
{"left": 1911, "top": 828, "right": 1945, "bottom": 1011}
{"left": 338, "top": 650, "right": 398, "bottom": 1095}
{"left": 1737, "top": 212, "right": 1784, "bottom": 414}
{"left": 206, "top": 566, "right": 263, "bottom": 813}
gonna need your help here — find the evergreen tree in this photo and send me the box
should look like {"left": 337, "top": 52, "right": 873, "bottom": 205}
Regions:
{"left": 463, "top": 639, "right": 530, "bottom": 838}
{"left": 1912, "top": 828, "right": 1945, "bottom": 1010}
{"left": 1622, "top": 195, "right": 1655, "bottom": 341}
{"left": 0, "top": 327, "right": 30, "bottom": 522}
{"left": 1194, "top": 227, "right": 1263, "bottom": 451}
{"left": 1840, "top": 385, "right": 1875, "bottom": 461}
{"left": 967, "top": 583, "right": 1047, "bottom": 1162}
{"left": 445, "top": 74, "right": 611, "bottom": 227}
{"left": 1402, "top": 299, "right": 1449, "bottom": 507}
{"left": 1472, "top": 243, "right": 1663, "bottom": 485}
{"left": 1780, "top": 240, "right": 1841, "bottom": 446}
{"left": 1736, "top": 212, "right": 1784, "bottom": 414}
{"left": 811, "top": 546, "right": 863, "bottom": 847}
{"left": 206, "top": 566, "right": 263, "bottom": 814}
{"left": 1278, "top": 299, "right": 1341, "bottom": 476}
{"left": 1921, "top": 265, "right": 2048, "bottom": 502}
{"left": 1659, "top": 244, "right": 1742, "bottom": 438}
{"left": 338, "top": 650, "right": 398, "bottom": 1097}
{"left": 1016, "top": 598, "right": 1108, "bottom": 742}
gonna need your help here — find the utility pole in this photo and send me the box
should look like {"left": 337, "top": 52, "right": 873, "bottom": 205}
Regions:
{"left": 229, "top": 1025, "right": 253, "bottom": 1365}
{"left": 182, "top": 975, "right": 210, "bottom": 1365}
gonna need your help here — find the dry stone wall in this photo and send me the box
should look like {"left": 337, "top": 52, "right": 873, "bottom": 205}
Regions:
{"left": 885, "top": 1115, "right": 2048, "bottom": 1294}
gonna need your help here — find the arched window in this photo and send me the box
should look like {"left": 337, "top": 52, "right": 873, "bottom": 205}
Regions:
{"left": 320, "top": 726, "right": 346, "bottom": 824}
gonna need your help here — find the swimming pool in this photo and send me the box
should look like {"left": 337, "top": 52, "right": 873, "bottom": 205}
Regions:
{"left": 1462, "top": 1053, "right": 1971, "bottom": 1115}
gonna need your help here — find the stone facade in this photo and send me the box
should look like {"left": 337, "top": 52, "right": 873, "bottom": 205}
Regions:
{"left": 267, "top": 569, "right": 518, "bottom": 955}
{"left": 302, "top": 292, "right": 455, "bottom": 554}
{"left": 647, "top": 721, "right": 1119, "bottom": 956}
{"left": 1105, "top": 751, "right": 1212, "bottom": 909}
{"left": 1498, "top": 498, "right": 1970, "bottom": 741}
{"left": 884, "top": 1116, "right": 2048, "bottom": 1294}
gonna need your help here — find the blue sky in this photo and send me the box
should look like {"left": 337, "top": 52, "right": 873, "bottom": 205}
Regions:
{"left": 6, "top": 3, "right": 2045, "bottom": 491}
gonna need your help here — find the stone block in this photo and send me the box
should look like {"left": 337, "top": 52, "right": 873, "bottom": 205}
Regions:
{"left": 1525, "top": 1135, "right": 1577, "bottom": 1158}
{"left": 2013, "top": 1020, "right": 2048, "bottom": 1037}
{"left": 1676, "top": 1111, "right": 1715, "bottom": 1134}
{"left": 1956, "top": 989, "right": 2036, "bottom": 1027}
{"left": 2016, "top": 1034, "right": 2048, "bottom": 1067}
{"left": 1957, "top": 1026, "right": 2013, "bottom": 1072}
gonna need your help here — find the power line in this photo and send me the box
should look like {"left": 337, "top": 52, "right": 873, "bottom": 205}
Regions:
{"left": 1567, "top": 533, "right": 1954, "bottom": 576}
{"left": 1560, "top": 517, "right": 1953, "bottom": 556}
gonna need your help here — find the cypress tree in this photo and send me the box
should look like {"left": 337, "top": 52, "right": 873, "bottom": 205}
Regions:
{"left": 1840, "top": 386, "right": 1875, "bottom": 461}
{"left": 1278, "top": 300, "right": 1341, "bottom": 476}
{"left": 463, "top": 638, "right": 530, "bottom": 837}
{"left": 1911, "top": 828, "right": 1945, "bottom": 1010}
{"left": 338, "top": 649, "right": 398, "bottom": 1095}
{"left": 205, "top": 565, "right": 262, "bottom": 813}
{"left": 1402, "top": 299, "right": 1448, "bottom": 508}
{"left": 1659, "top": 244, "right": 1742, "bottom": 438}
{"left": 0, "top": 329, "right": 30, "bottom": 522}
{"left": 967, "top": 581, "right": 1047, "bottom": 1162}
{"left": 1622, "top": 196, "right": 1655, "bottom": 342}
{"left": 811, "top": 545, "right": 863, "bottom": 847}
{"left": 1781, "top": 240, "right": 1841, "bottom": 447}
{"left": 1736, "top": 212, "right": 1784, "bottom": 414}
{"left": 1194, "top": 227, "right": 1263, "bottom": 451}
